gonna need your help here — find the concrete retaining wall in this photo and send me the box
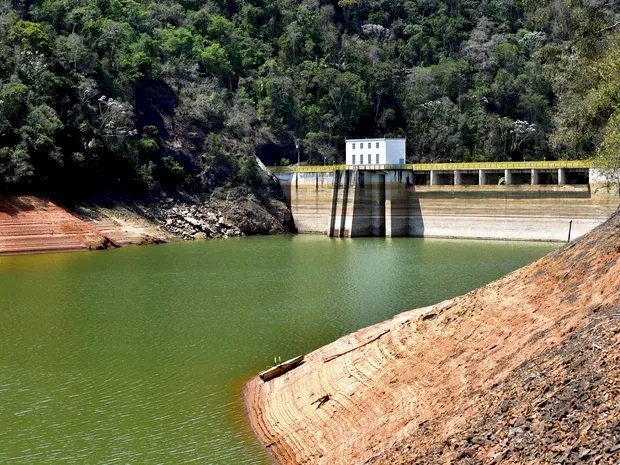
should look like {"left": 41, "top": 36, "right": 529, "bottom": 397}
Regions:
{"left": 277, "top": 170, "right": 618, "bottom": 241}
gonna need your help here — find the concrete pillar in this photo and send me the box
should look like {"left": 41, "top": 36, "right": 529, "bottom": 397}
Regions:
{"left": 504, "top": 169, "right": 512, "bottom": 185}
{"left": 454, "top": 170, "right": 462, "bottom": 185}
{"left": 479, "top": 170, "right": 486, "bottom": 185}
{"left": 558, "top": 168, "right": 566, "bottom": 185}
{"left": 342, "top": 171, "right": 357, "bottom": 237}
{"left": 531, "top": 169, "right": 539, "bottom": 185}
{"left": 385, "top": 179, "right": 393, "bottom": 238}
{"left": 327, "top": 171, "right": 339, "bottom": 237}
{"left": 370, "top": 173, "right": 386, "bottom": 237}
{"left": 430, "top": 170, "right": 438, "bottom": 186}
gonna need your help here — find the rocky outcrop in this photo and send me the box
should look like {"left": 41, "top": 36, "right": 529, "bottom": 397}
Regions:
{"left": 134, "top": 187, "right": 294, "bottom": 240}
{"left": 245, "top": 212, "right": 620, "bottom": 465}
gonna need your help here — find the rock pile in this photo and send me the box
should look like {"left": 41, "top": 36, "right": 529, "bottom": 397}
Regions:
{"left": 155, "top": 202, "right": 243, "bottom": 240}
{"left": 136, "top": 187, "right": 294, "bottom": 240}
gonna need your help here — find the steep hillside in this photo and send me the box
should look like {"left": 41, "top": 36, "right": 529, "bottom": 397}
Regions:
{"left": 245, "top": 211, "right": 620, "bottom": 465}
{"left": 2, "top": 0, "right": 620, "bottom": 202}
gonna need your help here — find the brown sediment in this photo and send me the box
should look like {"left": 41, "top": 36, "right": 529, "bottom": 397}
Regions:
{"left": 0, "top": 196, "right": 171, "bottom": 255}
{"left": 245, "top": 212, "right": 620, "bottom": 465}
{"left": 73, "top": 204, "right": 174, "bottom": 247}
{"left": 0, "top": 196, "right": 110, "bottom": 254}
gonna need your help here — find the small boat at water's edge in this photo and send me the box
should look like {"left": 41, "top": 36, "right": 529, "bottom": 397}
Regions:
{"left": 259, "top": 355, "right": 304, "bottom": 382}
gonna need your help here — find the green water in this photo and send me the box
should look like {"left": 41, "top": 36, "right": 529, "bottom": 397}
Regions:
{"left": 0, "top": 236, "right": 556, "bottom": 464}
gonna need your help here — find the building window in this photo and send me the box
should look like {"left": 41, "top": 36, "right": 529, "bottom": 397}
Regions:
{"left": 360, "top": 154, "right": 364, "bottom": 164}
{"left": 376, "top": 142, "right": 380, "bottom": 148}
{"left": 376, "top": 154, "right": 379, "bottom": 164}
{"left": 367, "top": 142, "right": 371, "bottom": 149}
{"left": 352, "top": 155, "right": 356, "bottom": 164}
{"left": 352, "top": 143, "right": 356, "bottom": 149}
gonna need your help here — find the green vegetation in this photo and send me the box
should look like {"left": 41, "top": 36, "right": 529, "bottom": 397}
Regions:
{"left": 0, "top": 0, "right": 619, "bottom": 197}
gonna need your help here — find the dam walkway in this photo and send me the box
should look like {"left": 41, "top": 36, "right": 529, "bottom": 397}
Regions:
{"left": 267, "top": 160, "right": 593, "bottom": 187}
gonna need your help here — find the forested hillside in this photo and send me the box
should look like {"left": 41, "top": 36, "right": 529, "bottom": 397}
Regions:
{"left": 0, "top": 0, "right": 619, "bottom": 197}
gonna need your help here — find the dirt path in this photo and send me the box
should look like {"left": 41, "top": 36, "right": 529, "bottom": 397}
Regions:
{"left": 245, "top": 213, "right": 620, "bottom": 465}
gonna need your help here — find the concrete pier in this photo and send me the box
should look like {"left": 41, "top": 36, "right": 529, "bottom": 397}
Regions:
{"left": 454, "top": 170, "right": 462, "bottom": 185}
{"left": 558, "top": 168, "right": 566, "bottom": 185}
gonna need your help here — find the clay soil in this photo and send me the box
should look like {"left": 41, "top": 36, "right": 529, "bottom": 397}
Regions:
{"left": 0, "top": 190, "right": 292, "bottom": 255}
{"left": 0, "top": 196, "right": 112, "bottom": 254}
{"left": 245, "top": 212, "right": 620, "bottom": 465}
{"left": 0, "top": 196, "right": 170, "bottom": 255}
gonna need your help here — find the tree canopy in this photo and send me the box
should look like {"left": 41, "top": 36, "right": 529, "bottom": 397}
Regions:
{"left": 0, "top": 0, "right": 619, "bottom": 198}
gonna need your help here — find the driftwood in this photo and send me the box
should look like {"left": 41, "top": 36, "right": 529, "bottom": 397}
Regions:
{"left": 323, "top": 329, "right": 390, "bottom": 363}
{"left": 259, "top": 355, "right": 304, "bottom": 382}
{"left": 311, "top": 394, "right": 331, "bottom": 409}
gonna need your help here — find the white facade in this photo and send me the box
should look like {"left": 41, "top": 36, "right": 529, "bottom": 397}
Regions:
{"left": 345, "top": 137, "right": 406, "bottom": 166}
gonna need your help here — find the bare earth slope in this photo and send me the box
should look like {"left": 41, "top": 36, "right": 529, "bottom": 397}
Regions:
{"left": 73, "top": 204, "right": 173, "bottom": 247}
{"left": 0, "top": 196, "right": 171, "bottom": 255}
{"left": 0, "top": 189, "right": 292, "bottom": 255}
{"left": 245, "top": 211, "right": 620, "bottom": 465}
{"left": 0, "top": 196, "right": 111, "bottom": 254}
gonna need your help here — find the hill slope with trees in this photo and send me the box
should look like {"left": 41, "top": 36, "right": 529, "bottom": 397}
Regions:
{"left": 1, "top": 0, "right": 619, "bottom": 199}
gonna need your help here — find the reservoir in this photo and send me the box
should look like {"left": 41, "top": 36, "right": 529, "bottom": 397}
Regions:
{"left": 0, "top": 236, "right": 556, "bottom": 464}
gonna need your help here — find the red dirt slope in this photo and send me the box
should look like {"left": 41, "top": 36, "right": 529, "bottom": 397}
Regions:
{"left": 0, "top": 196, "right": 111, "bottom": 254}
{"left": 245, "top": 211, "right": 620, "bottom": 465}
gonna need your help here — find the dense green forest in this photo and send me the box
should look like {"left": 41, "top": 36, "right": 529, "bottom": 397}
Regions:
{"left": 0, "top": 0, "right": 619, "bottom": 197}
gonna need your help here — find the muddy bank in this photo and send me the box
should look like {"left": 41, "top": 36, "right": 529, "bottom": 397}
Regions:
{"left": 245, "top": 212, "right": 620, "bottom": 465}
{"left": 0, "top": 188, "right": 294, "bottom": 255}
{"left": 0, "top": 195, "right": 179, "bottom": 255}
{"left": 0, "top": 196, "right": 115, "bottom": 254}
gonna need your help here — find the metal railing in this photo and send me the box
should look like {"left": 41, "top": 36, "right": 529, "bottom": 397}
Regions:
{"left": 267, "top": 159, "right": 594, "bottom": 173}
{"left": 408, "top": 160, "right": 593, "bottom": 171}
{"left": 269, "top": 165, "right": 341, "bottom": 172}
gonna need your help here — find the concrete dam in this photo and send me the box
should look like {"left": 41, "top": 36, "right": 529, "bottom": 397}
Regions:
{"left": 270, "top": 161, "right": 618, "bottom": 242}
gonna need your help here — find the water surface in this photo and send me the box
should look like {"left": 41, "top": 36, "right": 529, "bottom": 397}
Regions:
{"left": 0, "top": 236, "right": 557, "bottom": 464}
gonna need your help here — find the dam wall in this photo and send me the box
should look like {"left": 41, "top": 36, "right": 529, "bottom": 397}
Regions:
{"left": 276, "top": 169, "right": 618, "bottom": 241}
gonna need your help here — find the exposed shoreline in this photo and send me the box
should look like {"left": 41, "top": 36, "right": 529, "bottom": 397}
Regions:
{"left": 0, "top": 190, "right": 294, "bottom": 256}
{"left": 245, "top": 212, "right": 620, "bottom": 465}
{"left": 0, "top": 196, "right": 173, "bottom": 256}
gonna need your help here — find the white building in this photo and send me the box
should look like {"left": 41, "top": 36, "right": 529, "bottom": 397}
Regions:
{"left": 345, "top": 137, "right": 406, "bottom": 166}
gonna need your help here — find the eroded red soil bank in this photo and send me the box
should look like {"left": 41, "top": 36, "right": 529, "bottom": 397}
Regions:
{"left": 0, "top": 196, "right": 170, "bottom": 255}
{"left": 245, "top": 212, "right": 620, "bottom": 465}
